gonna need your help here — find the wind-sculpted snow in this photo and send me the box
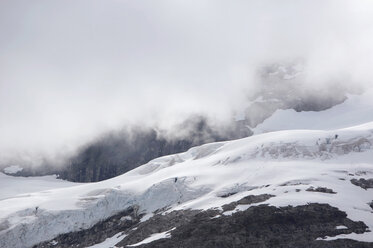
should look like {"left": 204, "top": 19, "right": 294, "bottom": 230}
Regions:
{"left": 0, "top": 123, "right": 373, "bottom": 247}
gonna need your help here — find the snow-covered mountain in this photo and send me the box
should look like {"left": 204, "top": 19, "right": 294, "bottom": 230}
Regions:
{"left": 0, "top": 91, "right": 373, "bottom": 248}
{"left": 253, "top": 88, "right": 373, "bottom": 134}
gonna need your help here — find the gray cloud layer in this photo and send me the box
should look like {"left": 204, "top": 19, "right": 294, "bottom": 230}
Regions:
{"left": 0, "top": 0, "right": 373, "bottom": 162}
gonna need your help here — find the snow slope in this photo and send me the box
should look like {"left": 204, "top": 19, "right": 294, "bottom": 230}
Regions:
{"left": 86, "top": 232, "right": 127, "bottom": 248}
{"left": 0, "top": 121, "right": 373, "bottom": 248}
{"left": 127, "top": 228, "right": 174, "bottom": 247}
{"left": 253, "top": 88, "right": 373, "bottom": 133}
{"left": 0, "top": 173, "right": 80, "bottom": 201}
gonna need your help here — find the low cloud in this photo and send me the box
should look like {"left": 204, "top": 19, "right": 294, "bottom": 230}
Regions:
{"left": 0, "top": 0, "right": 372, "bottom": 166}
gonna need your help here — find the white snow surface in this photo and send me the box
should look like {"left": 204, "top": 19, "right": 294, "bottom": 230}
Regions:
{"left": 0, "top": 95, "right": 373, "bottom": 247}
{"left": 85, "top": 232, "right": 127, "bottom": 248}
{"left": 253, "top": 89, "right": 373, "bottom": 133}
{"left": 0, "top": 173, "right": 80, "bottom": 201}
{"left": 127, "top": 228, "right": 175, "bottom": 247}
{"left": 335, "top": 225, "right": 348, "bottom": 230}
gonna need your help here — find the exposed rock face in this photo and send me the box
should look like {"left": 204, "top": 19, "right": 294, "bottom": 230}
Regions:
{"left": 143, "top": 204, "right": 371, "bottom": 248}
{"left": 33, "top": 198, "right": 372, "bottom": 248}
{"left": 221, "top": 194, "right": 274, "bottom": 212}
{"left": 306, "top": 187, "right": 337, "bottom": 194}
{"left": 33, "top": 206, "right": 140, "bottom": 248}
{"left": 351, "top": 178, "right": 373, "bottom": 190}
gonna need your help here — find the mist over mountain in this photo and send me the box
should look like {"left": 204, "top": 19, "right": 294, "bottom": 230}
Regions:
{"left": 2, "top": 1, "right": 373, "bottom": 248}
{"left": 53, "top": 116, "right": 250, "bottom": 182}
{"left": 1, "top": 0, "right": 373, "bottom": 170}
{"left": 1, "top": 61, "right": 353, "bottom": 182}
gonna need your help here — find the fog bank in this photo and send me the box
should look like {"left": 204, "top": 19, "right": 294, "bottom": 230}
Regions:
{"left": 1, "top": 0, "right": 373, "bottom": 166}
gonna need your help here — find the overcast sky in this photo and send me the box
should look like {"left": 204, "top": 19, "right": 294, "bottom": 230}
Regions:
{"left": 1, "top": 0, "right": 373, "bottom": 163}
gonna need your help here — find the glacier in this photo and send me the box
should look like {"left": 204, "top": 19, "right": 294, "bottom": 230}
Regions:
{"left": 0, "top": 93, "right": 373, "bottom": 248}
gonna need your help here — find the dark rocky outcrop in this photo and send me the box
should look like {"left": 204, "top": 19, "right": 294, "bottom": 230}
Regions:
{"left": 221, "top": 194, "right": 274, "bottom": 212}
{"left": 34, "top": 198, "right": 373, "bottom": 248}
{"left": 306, "top": 187, "right": 337, "bottom": 194}
{"left": 134, "top": 204, "right": 371, "bottom": 248}
{"left": 351, "top": 178, "right": 373, "bottom": 190}
{"left": 34, "top": 206, "right": 141, "bottom": 248}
